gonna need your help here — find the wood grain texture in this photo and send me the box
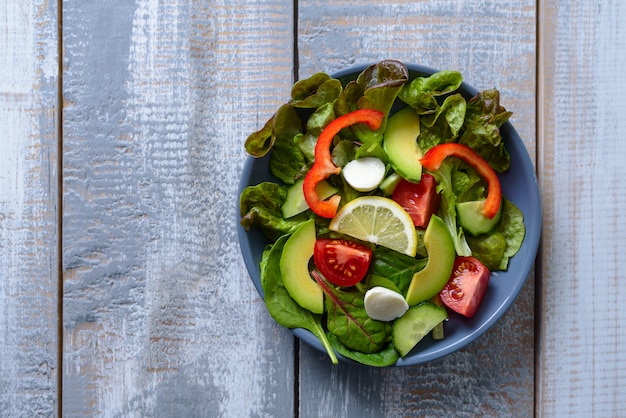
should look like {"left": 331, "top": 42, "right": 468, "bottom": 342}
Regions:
{"left": 297, "top": 1, "right": 536, "bottom": 416}
{"left": 0, "top": 0, "right": 59, "bottom": 416}
{"left": 62, "top": 0, "right": 296, "bottom": 415}
{"left": 537, "top": 0, "right": 626, "bottom": 415}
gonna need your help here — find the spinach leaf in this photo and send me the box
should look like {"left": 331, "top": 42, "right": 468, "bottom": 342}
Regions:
{"left": 261, "top": 235, "right": 338, "bottom": 364}
{"left": 239, "top": 182, "right": 304, "bottom": 241}
{"left": 369, "top": 247, "right": 427, "bottom": 295}
{"left": 467, "top": 232, "right": 507, "bottom": 271}
{"left": 313, "top": 271, "right": 391, "bottom": 354}
{"left": 498, "top": 198, "right": 526, "bottom": 269}
{"left": 327, "top": 333, "right": 399, "bottom": 367}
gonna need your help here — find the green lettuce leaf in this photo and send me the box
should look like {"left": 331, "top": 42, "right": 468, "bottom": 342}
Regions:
{"left": 291, "top": 73, "right": 342, "bottom": 108}
{"left": 429, "top": 159, "right": 472, "bottom": 256}
{"left": 335, "top": 60, "right": 409, "bottom": 156}
{"left": 459, "top": 89, "right": 513, "bottom": 172}
{"left": 239, "top": 182, "right": 304, "bottom": 241}
{"left": 399, "top": 70, "right": 463, "bottom": 113}
{"left": 244, "top": 113, "right": 276, "bottom": 157}
{"left": 269, "top": 104, "right": 307, "bottom": 184}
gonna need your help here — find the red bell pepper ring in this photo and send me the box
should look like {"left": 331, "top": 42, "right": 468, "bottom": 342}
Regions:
{"left": 303, "top": 109, "right": 385, "bottom": 218}
{"left": 420, "top": 143, "right": 502, "bottom": 219}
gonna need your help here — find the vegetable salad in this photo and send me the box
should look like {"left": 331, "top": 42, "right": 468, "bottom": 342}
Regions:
{"left": 240, "top": 60, "right": 525, "bottom": 366}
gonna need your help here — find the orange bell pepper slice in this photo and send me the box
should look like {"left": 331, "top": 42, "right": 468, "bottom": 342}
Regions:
{"left": 303, "top": 109, "right": 385, "bottom": 218}
{"left": 420, "top": 143, "right": 502, "bottom": 219}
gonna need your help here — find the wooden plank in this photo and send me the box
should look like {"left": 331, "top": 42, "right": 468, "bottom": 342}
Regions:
{"left": 536, "top": 0, "right": 626, "bottom": 415}
{"left": 297, "top": 1, "right": 537, "bottom": 416}
{"left": 0, "top": 0, "right": 59, "bottom": 416}
{"left": 62, "top": 0, "right": 296, "bottom": 415}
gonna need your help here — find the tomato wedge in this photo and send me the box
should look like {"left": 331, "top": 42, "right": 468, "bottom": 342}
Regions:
{"left": 391, "top": 173, "right": 440, "bottom": 228}
{"left": 439, "top": 256, "right": 490, "bottom": 318}
{"left": 313, "top": 239, "right": 372, "bottom": 287}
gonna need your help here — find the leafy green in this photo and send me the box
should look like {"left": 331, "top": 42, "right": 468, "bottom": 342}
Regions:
{"left": 314, "top": 271, "right": 391, "bottom": 354}
{"left": 453, "top": 165, "right": 485, "bottom": 203}
{"left": 429, "top": 159, "right": 472, "bottom": 256}
{"left": 261, "top": 235, "right": 338, "bottom": 364}
{"left": 362, "top": 275, "right": 402, "bottom": 295}
{"left": 399, "top": 70, "right": 463, "bottom": 113}
{"left": 335, "top": 60, "right": 409, "bottom": 157}
{"left": 291, "top": 74, "right": 342, "bottom": 108}
{"left": 498, "top": 198, "right": 526, "bottom": 269}
{"left": 327, "top": 333, "right": 399, "bottom": 367}
{"left": 239, "top": 182, "right": 304, "bottom": 241}
{"left": 306, "top": 102, "right": 335, "bottom": 135}
{"left": 466, "top": 199, "right": 526, "bottom": 270}
{"left": 467, "top": 232, "right": 507, "bottom": 271}
{"left": 459, "top": 89, "right": 512, "bottom": 172}
{"left": 269, "top": 104, "right": 307, "bottom": 184}
{"left": 416, "top": 93, "right": 467, "bottom": 152}
{"left": 244, "top": 113, "right": 276, "bottom": 157}
{"left": 369, "top": 247, "right": 428, "bottom": 295}
{"left": 244, "top": 72, "right": 341, "bottom": 158}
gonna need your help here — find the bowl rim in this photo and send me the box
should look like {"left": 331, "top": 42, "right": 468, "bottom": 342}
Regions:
{"left": 237, "top": 62, "right": 542, "bottom": 367}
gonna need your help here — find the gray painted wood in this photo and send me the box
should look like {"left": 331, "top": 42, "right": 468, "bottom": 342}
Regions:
{"left": 0, "top": 0, "right": 59, "bottom": 416}
{"left": 4, "top": 0, "right": 625, "bottom": 415}
{"left": 62, "top": 0, "right": 296, "bottom": 415}
{"left": 297, "top": 1, "right": 536, "bottom": 416}
{"left": 536, "top": 0, "right": 626, "bottom": 415}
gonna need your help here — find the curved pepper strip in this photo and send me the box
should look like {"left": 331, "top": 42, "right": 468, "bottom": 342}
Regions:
{"left": 303, "top": 109, "right": 385, "bottom": 218}
{"left": 420, "top": 143, "right": 502, "bottom": 219}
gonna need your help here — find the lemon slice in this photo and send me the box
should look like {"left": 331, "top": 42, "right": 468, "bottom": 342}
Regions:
{"left": 329, "top": 196, "right": 418, "bottom": 257}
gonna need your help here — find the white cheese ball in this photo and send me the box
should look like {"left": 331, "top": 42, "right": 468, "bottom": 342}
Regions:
{"left": 364, "top": 286, "right": 409, "bottom": 321}
{"left": 342, "top": 157, "right": 386, "bottom": 192}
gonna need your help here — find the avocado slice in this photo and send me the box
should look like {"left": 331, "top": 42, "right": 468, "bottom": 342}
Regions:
{"left": 456, "top": 199, "right": 502, "bottom": 236}
{"left": 383, "top": 106, "right": 422, "bottom": 182}
{"left": 405, "top": 215, "right": 455, "bottom": 306}
{"left": 279, "top": 220, "right": 324, "bottom": 314}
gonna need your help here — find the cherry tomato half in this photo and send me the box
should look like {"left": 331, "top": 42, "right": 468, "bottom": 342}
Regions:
{"left": 439, "top": 256, "right": 490, "bottom": 318}
{"left": 313, "top": 239, "right": 372, "bottom": 287}
{"left": 391, "top": 173, "right": 441, "bottom": 228}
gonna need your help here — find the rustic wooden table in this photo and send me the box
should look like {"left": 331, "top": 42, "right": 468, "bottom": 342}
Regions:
{"left": 2, "top": 0, "right": 625, "bottom": 416}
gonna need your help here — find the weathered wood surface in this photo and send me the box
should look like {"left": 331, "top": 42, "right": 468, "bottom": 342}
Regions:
{"left": 297, "top": 1, "right": 536, "bottom": 416}
{"left": 2, "top": 0, "right": 625, "bottom": 415}
{"left": 536, "top": 0, "right": 626, "bottom": 416}
{"left": 62, "top": 0, "right": 296, "bottom": 416}
{"left": 0, "top": 0, "right": 59, "bottom": 416}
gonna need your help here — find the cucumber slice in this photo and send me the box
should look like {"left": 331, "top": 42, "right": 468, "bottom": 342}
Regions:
{"left": 392, "top": 302, "right": 448, "bottom": 357}
{"left": 456, "top": 199, "right": 502, "bottom": 236}
{"left": 379, "top": 173, "right": 402, "bottom": 196}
